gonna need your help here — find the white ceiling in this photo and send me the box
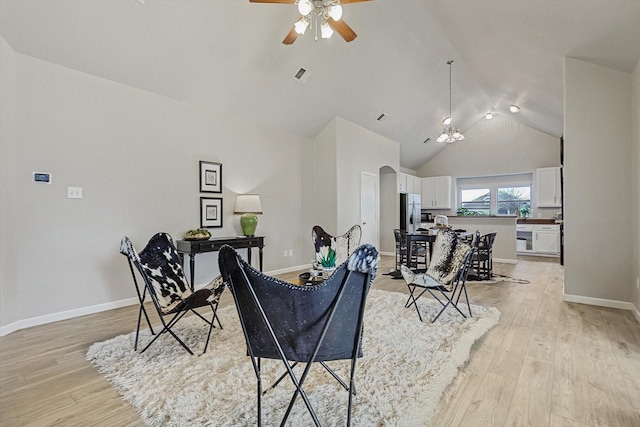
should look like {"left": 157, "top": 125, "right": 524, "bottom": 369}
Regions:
{"left": 1, "top": 0, "right": 639, "bottom": 170}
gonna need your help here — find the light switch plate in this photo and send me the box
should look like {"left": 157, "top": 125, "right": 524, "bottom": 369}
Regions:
{"left": 67, "top": 187, "right": 83, "bottom": 199}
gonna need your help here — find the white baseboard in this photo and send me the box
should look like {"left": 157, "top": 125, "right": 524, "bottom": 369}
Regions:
{"left": 0, "top": 297, "right": 139, "bottom": 337}
{"left": 563, "top": 293, "right": 636, "bottom": 311}
{"left": 265, "top": 264, "right": 308, "bottom": 276}
{"left": 632, "top": 304, "right": 640, "bottom": 324}
{"left": 379, "top": 251, "right": 396, "bottom": 257}
{"left": 494, "top": 258, "right": 517, "bottom": 264}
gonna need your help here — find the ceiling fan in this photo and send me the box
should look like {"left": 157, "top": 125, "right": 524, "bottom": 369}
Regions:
{"left": 249, "top": 0, "right": 373, "bottom": 45}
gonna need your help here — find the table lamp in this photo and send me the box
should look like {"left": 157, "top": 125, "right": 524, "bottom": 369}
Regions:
{"left": 235, "top": 194, "right": 262, "bottom": 237}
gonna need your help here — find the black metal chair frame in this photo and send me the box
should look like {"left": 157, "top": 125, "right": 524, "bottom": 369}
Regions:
{"left": 219, "top": 243, "right": 378, "bottom": 427}
{"left": 471, "top": 232, "right": 497, "bottom": 281}
{"left": 394, "top": 228, "right": 427, "bottom": 272}
{"left": 404, "top": 231, "right": 479, "bottom": 323}
{"left": 121, "top": 234, "right": 224, "bottom": 355}
{"left": 125, "top": 259, "right": 156, "bottom": 351}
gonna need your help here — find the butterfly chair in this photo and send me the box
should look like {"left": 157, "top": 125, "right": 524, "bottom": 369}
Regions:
{"left": 470, "top": 232, "right": 497, "bottom": 280}
{"left": 312, "top": 224, "right": 362, "bottom": 267}
{"left": 218, "top": 243, "right": 378, "bottom": 427}
{"left": 400, "top": 229, "right": 478, "bottom": 322}
{"left": 120, "top": 232, "right": 225, "bottom": 355}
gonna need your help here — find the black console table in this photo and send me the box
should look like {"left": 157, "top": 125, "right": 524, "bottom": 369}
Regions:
{"left": 176, "top": 236, "right": 264, "bottom": 288}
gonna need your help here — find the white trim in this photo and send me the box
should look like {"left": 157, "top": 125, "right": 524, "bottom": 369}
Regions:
{"left": 563, "top": 293, "right": 635, "bottom": 311}
{"left": 0, "top": 297, "right": 139, "bottom": 337}
{"left": 494, "top": 258, "right": 518, "bottom": 264}
{"left": 265, "top": 264, "right": 308, "bottom": 276}
{"left": 379, "top": 251, "right": 396, "bottom": 257}
{"left": 632, "top": 304, "right": 640, "bottom": 324}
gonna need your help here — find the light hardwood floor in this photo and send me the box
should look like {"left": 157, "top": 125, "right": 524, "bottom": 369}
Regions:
{"left": 1, "top": 255, "right": 639, "bottom": 426}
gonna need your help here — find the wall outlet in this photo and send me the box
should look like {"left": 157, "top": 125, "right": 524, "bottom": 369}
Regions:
{"left": 288, "top": 249, "right": 293, "bottom": 257}
{"left": 636, "top": 277, "right": 639, "bottom": 290}
{"left": 67, "top": 187, "right": 83, "bottom": 199}
{"left": 283, "top": 250, "right": 288, "bottom": 257}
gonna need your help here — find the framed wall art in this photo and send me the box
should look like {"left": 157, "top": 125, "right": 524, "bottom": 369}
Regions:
{"left": 199, "top": 161, "right": 222, "bottom": 193}
{"left": 200, "top": 197, "right": 223, "bottom": 228}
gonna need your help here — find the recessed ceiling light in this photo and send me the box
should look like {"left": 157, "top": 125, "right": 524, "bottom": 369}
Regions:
{"left": 442, "top": 116, "right": 452, "bottom": 126}
{"left": 510, "top": 105, "right": 520, "bottom": 113}
{"left": 485, "top": 112, "right": 493, "bottom": 120}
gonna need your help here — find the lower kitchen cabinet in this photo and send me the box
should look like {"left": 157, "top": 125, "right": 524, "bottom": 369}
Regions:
{"left": 516, "top": 223, "right": 560, "bottom": 256}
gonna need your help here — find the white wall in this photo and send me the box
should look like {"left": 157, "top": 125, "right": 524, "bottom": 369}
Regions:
{"left": 632, "top": 59, "right": 640, "bottom": 315}
{"left": 564, "top": 58, "right": 633, "bottom": 304}
{"left": 416, "top": 115, "right": 560, "bottom": 218}
{"left": 0, "top": 42, "right": 310, "bottom": 331}
{"left": 0, "top": 37, "right": 18, "bottom": 327}
{"left": 334, "top": 117, "right": 400, "bottom": 245}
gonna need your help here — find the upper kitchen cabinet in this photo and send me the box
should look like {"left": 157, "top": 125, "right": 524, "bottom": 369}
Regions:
{"left": 536, "top": 167, "right": 562, "bottom": 207}
{"left": 398, "top": 173, "right": 422, "bottom": 194}
{"left": 422, "top": 176, "right": 452, "bottom": 209}
{"left": 407, "top": 175, "right": 422, "bottom": 195}
{"left": 397, "top": 173, "right": 407, "bottom": 193}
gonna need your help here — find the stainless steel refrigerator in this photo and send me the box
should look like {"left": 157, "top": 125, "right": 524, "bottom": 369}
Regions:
{"left": 400, "top": 193, "right": 421, "bottom": 234}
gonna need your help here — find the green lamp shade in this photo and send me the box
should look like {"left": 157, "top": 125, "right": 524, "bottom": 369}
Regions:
{"left": 240, "top": 213, "right": 258, "bottom": 237}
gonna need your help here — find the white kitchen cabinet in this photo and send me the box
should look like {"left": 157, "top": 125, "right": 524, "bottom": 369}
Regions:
{"left": 421, "top": 176, "right": 452, "bottom": 209}
{"left": 536, "top": 167, "right": 562, "bottom": 207}
{"left": 534, "top": 225, "right": 560, "bottom": 254}
{"left": 410, "top": 175, "right": 421, "bottom": 195}
{"left": 397, "top": 173, "right": 407, "bottom": 193}
{"left": 517, "top": 223, "right": 560, "bottom": 255}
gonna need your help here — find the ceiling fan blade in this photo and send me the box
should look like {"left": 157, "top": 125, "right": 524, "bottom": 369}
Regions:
{"left": 328, "top": 17, "right": 357, "bottom": 42}
{"left": 282, "top": 27, "right": 299, "bottom": 45}
{"left": 339, "top": 0, "right": 374, "bottom": 3}
{"left": 249, "top": 0, "right": 295, "bottom": 3}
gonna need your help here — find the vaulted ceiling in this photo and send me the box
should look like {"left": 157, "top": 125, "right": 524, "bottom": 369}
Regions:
{"left": 1, "top": 0, "right": 639, "bottom": 170}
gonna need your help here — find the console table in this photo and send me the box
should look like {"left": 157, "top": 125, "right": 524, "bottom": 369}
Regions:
{"left": 176, "top": 236, "right": 264, "bottom": 288}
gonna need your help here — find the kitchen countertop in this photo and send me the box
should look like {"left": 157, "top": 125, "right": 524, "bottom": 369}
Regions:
{"left": 516, "top": 218, "right": 559, "bottom": 224}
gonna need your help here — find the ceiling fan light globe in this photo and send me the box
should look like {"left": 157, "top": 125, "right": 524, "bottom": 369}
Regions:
{"left": 329, "top": 5, "right": 343, "bottom": 20}
{"left": 294, "top": 18, "right": 308, "bottom": 34}
{"left": 321, "top": 22, "right": 334, "bottom": 39}
{"left": 437, "top": 132, "right": 448, "bottom": 143}
{"left": 442, "top": 116, "right": 452, "bottom": 126}
{"left": 298, "top": 0, "right": 313, "bottom": 16}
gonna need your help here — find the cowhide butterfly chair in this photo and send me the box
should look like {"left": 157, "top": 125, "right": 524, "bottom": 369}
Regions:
{"left": 312, "top": 224, "right": 362, "bottom": 267}
{"left": 218, "top": 243, "right": 378, "bottom": 427}
{"left": 400, "top": 229, "right": 478, "bottom": 323}
{"left": 120, "top": 232, "right": 225, "bottom": 355}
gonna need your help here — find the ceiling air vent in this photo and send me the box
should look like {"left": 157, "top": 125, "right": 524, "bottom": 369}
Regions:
{"left": 376, "top": 113, "right": 388, "bottom": 122}
{"left": 423, "top": 137, "right": 432, "bottom": 144}
{"left": 293, "top": 68, "right": 312, "bottom": 84}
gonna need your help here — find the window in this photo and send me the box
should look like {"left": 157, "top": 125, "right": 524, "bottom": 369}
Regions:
{"left": 497, "top": 186, "right": 530, "bottom": 215}
{"left": 457, "top": 174, "right": 532, "bottom": 216}
{"left": 460, "top": 188, "right": 490, "bottom": 215}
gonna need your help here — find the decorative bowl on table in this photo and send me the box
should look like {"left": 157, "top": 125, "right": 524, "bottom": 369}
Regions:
{"left": 183, "top": 228, "right": 211, "bottom": 241}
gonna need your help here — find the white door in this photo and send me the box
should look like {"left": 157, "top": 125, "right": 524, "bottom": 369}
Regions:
{"left": 360, "top": 172, "right": 378, "bottom": 247}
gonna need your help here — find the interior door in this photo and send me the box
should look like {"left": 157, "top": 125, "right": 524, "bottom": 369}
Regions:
{"left": 360, "top": 172, "right": 378, "bottom": 247}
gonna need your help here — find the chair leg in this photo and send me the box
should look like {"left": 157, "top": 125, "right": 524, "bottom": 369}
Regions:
{"left": 140, "top": 310, "right": 194, "bottom": 355}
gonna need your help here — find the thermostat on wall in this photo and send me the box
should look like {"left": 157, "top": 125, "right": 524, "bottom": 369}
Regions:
{"left": 33, "top": 172, "right": 52, "bottom": 183}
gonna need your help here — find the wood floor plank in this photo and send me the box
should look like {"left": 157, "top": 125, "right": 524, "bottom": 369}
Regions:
{"left": 551, "top": 342, "right": 594, "bottom": 426}
{"left": 503, "top": 356, "right": 554, "bottom": 427}
{"left": 457, "top": 372, "right": 517, "bottom": 427}
{"left": 549, "top": 413, "right": 590, "bottom": 427}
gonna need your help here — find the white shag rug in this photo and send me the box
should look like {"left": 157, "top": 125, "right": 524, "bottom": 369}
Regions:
{"left": 87, "top": 289, "right": 499, "bottom": 427}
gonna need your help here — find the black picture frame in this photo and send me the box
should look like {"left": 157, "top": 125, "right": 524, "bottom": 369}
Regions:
{"left": 199, "top": 161, "right": 222, "bottom": 193}
{"left": 200, "top": 197, "right": 223, "bottom": 228}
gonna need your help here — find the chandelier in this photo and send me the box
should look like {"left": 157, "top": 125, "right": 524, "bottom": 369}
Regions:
{"left": 437, "top": 60, "right": 466, "bottom": 143}
{"left": 294, "top": 0, "right": 343, "bottom": 40}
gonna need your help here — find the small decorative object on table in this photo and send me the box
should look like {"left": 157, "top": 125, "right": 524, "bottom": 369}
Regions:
{"left": 316, "top": 246, "right": 337, "bottom": 271}
{"left": 183, "top": 228, "right": 211, "bottom": 241}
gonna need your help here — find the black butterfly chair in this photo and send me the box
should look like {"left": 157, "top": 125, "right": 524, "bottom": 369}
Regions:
{"left": 401, "top": 229, "right": 478, "bottom": 322}
{"left": 218, "top": 243, "right": 378, "bottom": 427}
{"left": 120, "top": 232, "right": 225, "bottom": 355}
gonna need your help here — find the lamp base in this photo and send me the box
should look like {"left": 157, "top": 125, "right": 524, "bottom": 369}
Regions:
{"left": 240, "top": 213, "right": 258, "bottom": 237}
